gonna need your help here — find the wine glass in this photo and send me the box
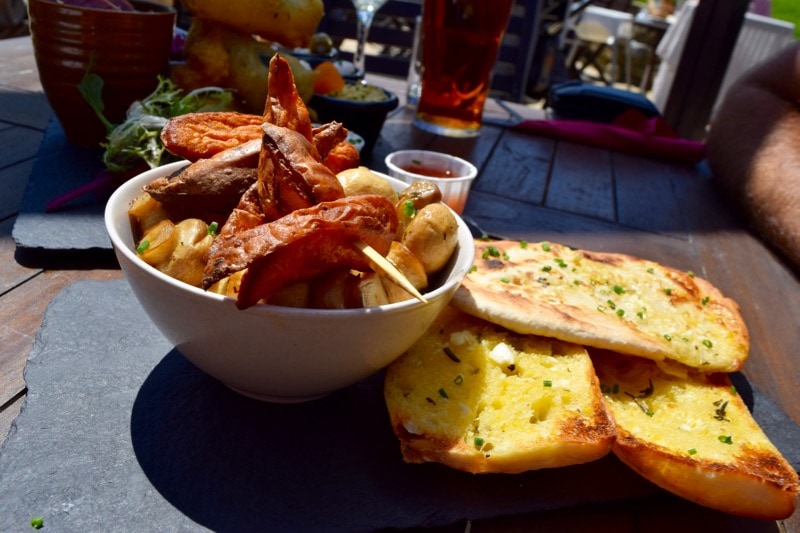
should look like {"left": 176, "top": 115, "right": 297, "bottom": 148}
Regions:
{"left": 351, "top": 0, "right": 389, "bottom": 76}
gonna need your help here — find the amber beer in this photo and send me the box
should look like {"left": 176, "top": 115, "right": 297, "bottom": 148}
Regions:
{"left": 413, "top": 0, "right": 514, "bottom": 137}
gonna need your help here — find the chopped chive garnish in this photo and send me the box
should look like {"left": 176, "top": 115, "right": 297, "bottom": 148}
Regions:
{"left": 543, "top": 380, "right": 552, "bottom": 387}
{"left": 542, "top": 265, "right": 552, "bottom": 272}
{"left": 482, "top": 246, "right": 501, "bottom": 259}
{"left": 474, "top": 436, "right": 484, "bottom": 447}
{"left": 438, "top": 388, "right": 449, "bottom": 399}
{"left": 542, "top": 242, "right": 551, "bottom": 252}
{"left": 520, "top": 240, "right": 528, "bottom": 248}
{"left": 613, "top": 284, "right": 624, "bottom": 294}
{"left": 30, "top": 517, "right": 44, "bottom": 529}
{"left": 601, "top": 383, "right": 620, "bottom": 395}
{"left": 403, "top": 200, "right": 416, "bottom": 217}
{"left": 454, "top": 374, "right": 463, "bottom": 385}
{"left": 443, "top": 346, "right": 461, "bottom": 363}
{"left": 714, "top": 399, "right": 729, "bottom": 421}
{"left": 207, "top": 221, "right": 219, "bottom": 235}
{"left": 702, "top": 339, "right": 713, "bottom": 348}
{"left": 136, "top": 240, "right": 150, "bottom": 254}
{"left": 688, "top": 448, "right": 698, "bottom": 455}
{"left": 718, "top": 435, "right": 733, "bottom": 444}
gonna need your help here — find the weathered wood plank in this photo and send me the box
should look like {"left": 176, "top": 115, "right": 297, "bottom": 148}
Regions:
{"left": 613, "top": 151, "right": 694, "bottom": 239}
{"left": 546, "top": 141, "right": 616, "bottom": 222}
{"left": 0, "top": 217, "right": 40, "bottom": 294}
{"left": 472, "top": 129, "right": 554, "bottom": 205}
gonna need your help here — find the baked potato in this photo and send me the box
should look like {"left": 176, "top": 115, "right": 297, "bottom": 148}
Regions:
{"left": 172, "top": 19, "right": 317, "bottom": 114}
{"left": 181, "top": 0, "right": 324, "bottom": 49}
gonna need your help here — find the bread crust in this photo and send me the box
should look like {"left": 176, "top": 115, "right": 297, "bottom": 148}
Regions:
{"left": 613, "top": 438, "right": 799, "bottom": 520}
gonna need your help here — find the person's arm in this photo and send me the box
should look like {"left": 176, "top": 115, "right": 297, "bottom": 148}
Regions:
{"left": 707, "top": 41, "right": 800, "bottom": 269}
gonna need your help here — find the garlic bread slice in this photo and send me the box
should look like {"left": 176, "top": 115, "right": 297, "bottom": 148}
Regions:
{"left": 384, "top": 306, "right": 615, "bottom": 474}
{"left": 592, "top": 350, "right": 799, "bottom": 520}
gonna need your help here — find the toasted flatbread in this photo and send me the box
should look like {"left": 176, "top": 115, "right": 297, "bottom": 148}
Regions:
{"left": 451, "top": 240, "right": 749, "bottom": 373}
{"left": 384, "top": 306, "right": 615, "bottom": 474}
{"left": 592, "top": 349, "right": 799, "bottom": 520}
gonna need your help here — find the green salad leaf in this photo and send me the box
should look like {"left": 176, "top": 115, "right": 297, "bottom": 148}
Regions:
{"left": 78, "top": 72, "right": 235, "bottom": 173}
{"left": 77, "top": 71, "right": 115, "bottom": 133}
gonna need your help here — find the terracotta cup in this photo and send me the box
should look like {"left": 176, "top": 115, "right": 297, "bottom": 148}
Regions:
{"left": 28, "top": 0, "right": 175, "bottom": 147}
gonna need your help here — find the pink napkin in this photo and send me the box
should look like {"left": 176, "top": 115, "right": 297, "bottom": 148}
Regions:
{"left": 513, "top": 110, "right": 707, "bottom": 164}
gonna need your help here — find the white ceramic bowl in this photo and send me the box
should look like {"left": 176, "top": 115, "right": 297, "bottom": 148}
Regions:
{"left": 385, "top": 150, "right": 478, "bottom": 214}
{"left": 105, "top": 161, "right": 475, "bottom": 402}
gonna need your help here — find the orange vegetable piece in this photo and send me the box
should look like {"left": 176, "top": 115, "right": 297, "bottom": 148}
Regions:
{"left": 313, "top": 62, "right": 346, "bottom": 95}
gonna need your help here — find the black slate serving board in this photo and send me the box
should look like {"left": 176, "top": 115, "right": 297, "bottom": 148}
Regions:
{"left": 0, "top": 280, "right": 798, "bottom": 531}
{"left": 11, "top": 118, "right": 118, "bottom": 267}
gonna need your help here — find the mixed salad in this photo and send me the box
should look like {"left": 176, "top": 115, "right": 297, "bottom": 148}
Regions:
{"left": 79, "top": 72, "right": 235, "bottom": 173}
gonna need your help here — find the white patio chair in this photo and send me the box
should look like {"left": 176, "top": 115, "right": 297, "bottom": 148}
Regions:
{"left": 565, "top": 5, "right": 634, "bottom": 86}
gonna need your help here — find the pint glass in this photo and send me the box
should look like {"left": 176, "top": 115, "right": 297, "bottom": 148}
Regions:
{"left": 413, "top": 0, "right": 514, "bottom": 137}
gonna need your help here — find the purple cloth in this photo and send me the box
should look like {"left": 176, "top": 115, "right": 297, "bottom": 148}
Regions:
{"left": 514, "top": 110, "right": 707, "bottom": 165}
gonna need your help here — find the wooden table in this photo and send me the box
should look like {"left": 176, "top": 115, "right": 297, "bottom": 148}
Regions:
{"left": 1, "top": 34, "right": 798, "bottom": 531}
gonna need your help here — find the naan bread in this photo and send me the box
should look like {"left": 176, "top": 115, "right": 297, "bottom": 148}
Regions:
{"left": 451, "top": 240, "right": 749, "bottom": 373}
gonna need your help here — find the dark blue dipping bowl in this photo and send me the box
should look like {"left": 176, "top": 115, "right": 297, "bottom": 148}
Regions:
{"left": 310, "top": 82, "right": 399, "bottom": 154}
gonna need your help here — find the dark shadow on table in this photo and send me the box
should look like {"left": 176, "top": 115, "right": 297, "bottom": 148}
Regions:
{"left": 130, "top": 349, "right": 662, "bottom": 532}
{"left": 14, "top": 245, "right": 119, "bottom": 270}
{"left": 0, "top": 88, "right": 51, "bottom": 130}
